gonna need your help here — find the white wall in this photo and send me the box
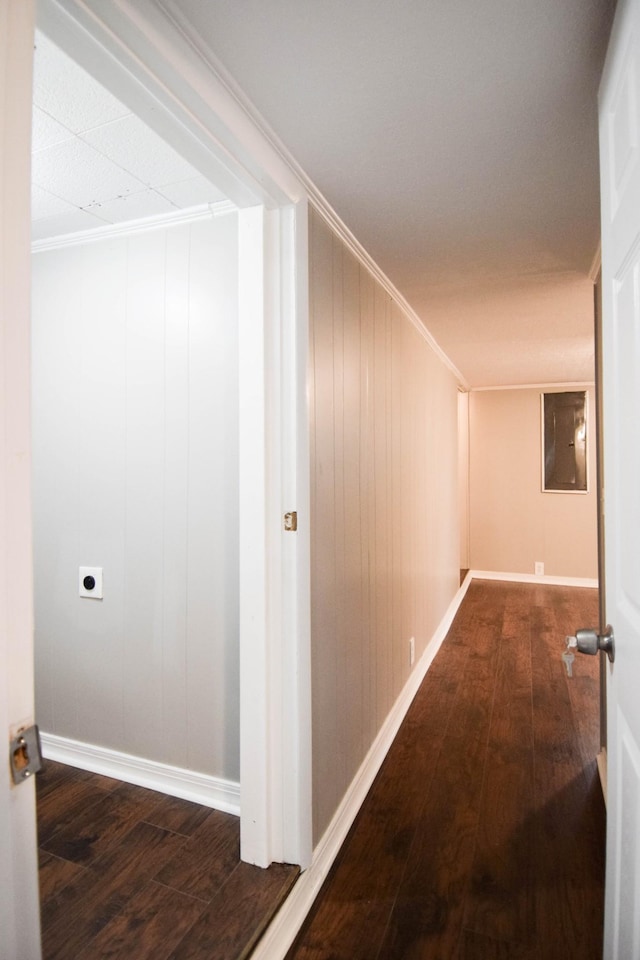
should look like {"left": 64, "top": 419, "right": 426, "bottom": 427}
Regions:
{"left": 309, "top": 208, "right": 460, "bottom": 843}
{"left": 32, "top": 213, "right": 240, "bottom": 781}
{"left": 469, "top": 386, "right": 598, "bottom": 579}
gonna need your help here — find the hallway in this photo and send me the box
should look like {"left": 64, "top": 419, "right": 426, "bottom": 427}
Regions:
{"left": 287, "top": 579, "right": 605, "bottom": 960}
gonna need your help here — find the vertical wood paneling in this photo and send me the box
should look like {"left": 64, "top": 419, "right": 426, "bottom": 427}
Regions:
{"left": 373, "top": 282, "right": 389, "bottom": 730}
{"left": 359, "top": 267, "right": 374, "bottom": 750}
{"left": 32, "top": 247, "right": 84, "bottom": 737}
{"left": 342, "top": 250, "right": 363, "bottom": 773}
{"left": 32, "top": 213, "right": 240, "bottom": 781}
{"left": 331, "top": 235, "right": 347, "bottom": 799}
{"left": 186, "top": 216, "right": 239, "bottom": 777}
{"left": 161, "top": 225, "right": 190, "bottom": 768}
{"left": 75, "top": 239, "right": 128, "bottom": 751}
{"left": 390, "top": 304, "right": 404, "bottom": 697}
{"left": 309, "top": 209, "right": 460, "bottom": 843}
{"left": 309, "top": 213, "right": 338, "bottom": 842}
{"left": 123, "top": 229, "right": 167, "bottom": 761}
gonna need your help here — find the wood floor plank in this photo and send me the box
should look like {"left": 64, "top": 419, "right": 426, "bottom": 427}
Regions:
{"left": 458, "top": 929, "right": 541, "bottom": 959}
{"left": 36, "top": 760, "right": 82, "bottom": 798}
{"left": 41, "top": 783, "right": 165, "bottom": 865}
{"left": 529, "top": 597, "right": 605, "bottom": 960}
{"left": 43, "top": 821, "right": 188, "bottom": 960}
{"left": 69, "top": 767, "right": 122, "bottom": 792}
{"left": 169, "top": 861, "right": 299, "bottom": 960}
{"left": 288, "top": 900, "right": 396, "bottom": 960}
{"left": 463, "top": 597, "right": 536, "bottom": 945}
{"left": 37, "top": 759, "right": 120, "bottom": 799}
{"left": 38, "top": 765, "right": 298, "bottom": 960}
{"left": 154, "top": 809, "right": 240, "bottom": 901}
{"left": 38, "top": 851, "right": 90, "bottom": 929}
{"left": 141, "top": 793, "right": 215, "bottom": 837}
{"left": 376, "top": 622, "right": 501, "bottom": 960}
{"left": 37, "top": 776, "right": 119, "bottom": 845}
{"left": 73, "top": 880, "right": 208, "bottom": 960}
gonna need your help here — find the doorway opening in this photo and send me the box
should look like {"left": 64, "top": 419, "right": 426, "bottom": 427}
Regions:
{"left": 31, "top": 23, "right": 242, "bottom": 807}
{"left": 32, "top": 0, "right": 311, "bottom": 875}
{"left": 31, "top": 27, "right": 251, "bottom": 953}
{"left": 32, "top": 29, "right": 244, "bottom": 812}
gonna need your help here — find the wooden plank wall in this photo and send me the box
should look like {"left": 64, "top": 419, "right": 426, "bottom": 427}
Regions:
{"left": 309, "top": 208, "right": 460, "bottom": 843}
{"left": 31, "top": 213, "right": 240, "bottom": 782}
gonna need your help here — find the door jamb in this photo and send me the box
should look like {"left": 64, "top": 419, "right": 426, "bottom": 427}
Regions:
{"left": 593, "top": 268, "right": 608, "bottom": 798}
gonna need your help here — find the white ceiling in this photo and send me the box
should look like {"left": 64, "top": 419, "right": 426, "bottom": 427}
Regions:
{"left": 33, "top": 2, "right": 615, "bottom": 387}
{"left": 31, "top": 31, "right": 227, "bottom": 242}
{"left": 158, "top": 0, "right": 616, "bottom": 387}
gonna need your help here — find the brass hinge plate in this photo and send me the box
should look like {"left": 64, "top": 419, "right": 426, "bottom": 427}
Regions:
{"left": 284, "top": 511, "right": 298, "bottom": 532}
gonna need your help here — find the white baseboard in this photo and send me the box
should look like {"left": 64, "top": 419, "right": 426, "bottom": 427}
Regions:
{"left": 470, "top": 570, "right": 599, "bottom": 588}
{"left": 40, "top": 733, "right": 240, "bottom": 816}
{"left": 250, "top": 574, "right": 473, "bottom": 960}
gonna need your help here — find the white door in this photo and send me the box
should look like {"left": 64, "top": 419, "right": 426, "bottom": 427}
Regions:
{"left": 599, "top": 0, "right": 640, "bottom": 954}
{"left": 0, "top": 1, "right": 42, "bottom": 958}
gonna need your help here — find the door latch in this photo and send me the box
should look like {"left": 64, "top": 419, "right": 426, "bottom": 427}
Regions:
{"left": 10, "top": 724, "right": 43, "bottom": 785}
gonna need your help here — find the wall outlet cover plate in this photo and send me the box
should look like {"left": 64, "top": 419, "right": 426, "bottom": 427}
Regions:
{"left": 79, "top": 566, "right": 103, "bottom": 599}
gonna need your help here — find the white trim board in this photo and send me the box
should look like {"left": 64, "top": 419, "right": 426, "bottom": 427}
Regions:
{"left": 250, "top": 574, "right": 473, "bottom": 960}
{"left": 31, "top": 201, "right": 235, "bottom": 253}
{"left": 471, "top": 381, "right": 596, "bottom": 393}
{"left": 470, "top": 570, "right": 599, "bottom": 588}
{"left": 40, "top": 733, "right": 240, "bottom": 816}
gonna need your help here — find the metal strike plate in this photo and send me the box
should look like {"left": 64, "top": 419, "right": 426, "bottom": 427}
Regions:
{"left": 10, "top": 724, "right": 43, "bottom": 785}
{"left": 284, "top": 511, "right": 298, "bottom": 532}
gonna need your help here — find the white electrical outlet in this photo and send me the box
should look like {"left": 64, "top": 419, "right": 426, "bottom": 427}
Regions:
{"left": 535, "top": 561, "right": 544, "bottom": 576}
{"left": 409, "top": 636, "right": 415, "bottom": 667}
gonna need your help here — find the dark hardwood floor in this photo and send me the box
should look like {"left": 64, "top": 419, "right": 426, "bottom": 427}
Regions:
{"left": 287, "top": 579, "right": 605, "bottom": 960}
{"left": 37, "top": 762, "right": 299, "bottom": 959}
{"left": 37, "top": 581, "right": 603, "bottom": 959}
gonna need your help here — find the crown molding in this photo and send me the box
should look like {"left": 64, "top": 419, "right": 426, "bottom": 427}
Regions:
{"left": 471, "top": 380, "right": 595, "bottom": 392}
{"left": 31, "top": 201, "right": 235, "bottom": 253}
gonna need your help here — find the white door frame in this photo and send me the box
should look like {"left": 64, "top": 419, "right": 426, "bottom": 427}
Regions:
{"left": 238, "top": 202, "right": 311, "bottom": 867}
{"left": 0, "top": 0, "right": 42, "bottom": 955}
{"left": 34, "top": 0, "right": 312, "bottom": 869}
